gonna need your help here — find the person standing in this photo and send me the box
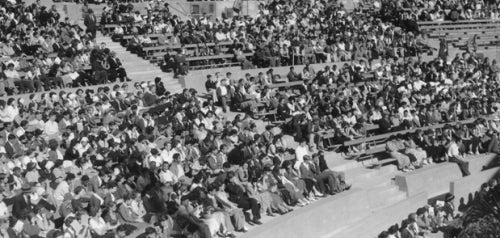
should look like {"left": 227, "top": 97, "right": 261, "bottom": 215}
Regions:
{"left": 84, "top": 9, "right": 98, "bottom": 40}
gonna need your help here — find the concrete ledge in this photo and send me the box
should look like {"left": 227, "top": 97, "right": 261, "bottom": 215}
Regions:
{"left": 395, "top": 163, "right": 462, "bottom": 198}
{"left": 450, "top": 167, "right": 500, "bottom": 207}
{"left": 240, "top": 188, "right": 371, "bottom": 238}
{"left": 395, "top": 154, "right": 498, "bottom": 198}
{"left": 330, "top": 192, "right": 428, "bottom": 238}
{"left": 466, "top": 153, "right": 498, "bottom": 173}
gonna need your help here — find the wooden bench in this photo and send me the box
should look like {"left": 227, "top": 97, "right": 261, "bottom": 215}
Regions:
{"left": 317, "top": 130, "right": 339, "bottom": 150}
{"left": 141, "top": 41, "right": 234, "bottom": 55}
{"left": 254, "top": 109, "right": 279, "bottom": 123}
{"left": 343, "top": 117, "right": 481, "bottom": 149}
{"left": 418, "top": 19, "right": 500, "bottom": 28}
{"left": 119, "top": 33, "right": 169, "bottom": 43}
{"left": 101, "top": 23, "right": 143, "bottom": 32}
{"left": 267, "top": 81, "right": 304, "bottom": 89}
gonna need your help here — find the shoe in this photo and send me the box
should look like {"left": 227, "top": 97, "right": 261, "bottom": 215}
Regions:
{"left": 236, "top": 228, "right": 248, "bottom": 233}
{"left": 252, "top": 219, "right": 262, "bottom": 225}
{"left": 224, "top": 233, "right": 236, "bottom": 238}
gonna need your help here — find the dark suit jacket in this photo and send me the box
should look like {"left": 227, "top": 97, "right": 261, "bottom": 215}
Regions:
{"left": 11, "top": 194, "right": 32, "bottom": 218}
{"left": 142, "top": 92, "right": 157, "bottom": 107}
{"left": 110, "top": 99, "right": 127, "bottom": 111}
{"left": 108, "top": 57, "right": 122, "bottom": 69}
{"left": 225, "top": 183, "right": 247, "bottom": 203}
{"left": 84, "top": 14, "right": 97, "bottom": 29}
{"left": 4, "top": 141, "right": 15, "bottom": 158}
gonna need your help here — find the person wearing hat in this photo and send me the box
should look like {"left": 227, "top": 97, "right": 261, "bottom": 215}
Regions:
{"left": 11, "top": 183, "right": 34, "bottom": 218}
{"left": 443, "top": 193, "right": 456, "bottom": 220}
{"left": 416, "top": 207, "right": 432, "bottom": 233}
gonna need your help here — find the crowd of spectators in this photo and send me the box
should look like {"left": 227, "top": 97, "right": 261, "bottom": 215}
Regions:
{"left": 0, "top": 64, "right": 356, "bottom": 238}
{"left": 377, "top": 0, "right": 500, "bottom": 23}
{"left": 0, "top": 1, "right": 130, "bottom": 97}
{"left": 0, "top": 0, "right": 500, "bottom": 237}
{"left": 102, "top": 0, "right": 435, "bottom": 73}
{"left": 378, "top": 176, "right": 500, "bottom": 238}
{"left": 205, "top": 48, "right": 500, "bottom": 172}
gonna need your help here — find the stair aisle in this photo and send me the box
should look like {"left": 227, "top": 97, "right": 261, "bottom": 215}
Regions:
{"left": 95, "top": 32, "right": 184, "bottom": 93}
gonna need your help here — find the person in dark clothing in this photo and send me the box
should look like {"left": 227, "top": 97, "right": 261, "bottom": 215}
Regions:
{"left": 84, "top": 9, "right": 98, "bottom": 39}
{"left": 314, "top": 151, "right": 351, "bottom": 193}
{"left": 108, "top": 51, "right": 130, "bottom": 82}
{"left": 225, "top": 172, "right": 262, "bottom": 225}
{"left": 378, "top": 113, "right": 392, "bottom": 134}
{"left": 154, "top": 77, "right": 166, "bottom": 96}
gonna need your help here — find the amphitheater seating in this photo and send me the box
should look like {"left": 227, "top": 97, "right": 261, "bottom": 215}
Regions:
{"left": 266, "top": 81, "right": 304, "bottom": 89}
{"left": 418, "top": 19, "right": 500, "bottom": 30}
{"left": 343, "top": 117, "right": 479, "bottom": 151}
{"left": 141, "top": 41, "right": 234, "bottom": 55}
{"left": 101, "top": 23, "right": 143, "bottom": 33}
{"left": 120, "top": 33, "right": 170, "bottom": 46}
{"left": 420, "top": 19, "right": 500, "bottom": 41}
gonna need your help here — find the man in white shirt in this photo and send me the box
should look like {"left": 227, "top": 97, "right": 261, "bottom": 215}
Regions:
{"left": 43, "top": 112, "right": 60, "bottom": 141}
{"left": 53, "top": 173, "right": 76, "bottom": 207}
{"left": 159, "top": 162, "right": 177, "bottom": 184}
{"left": 295, "top": 140, "right": 309, "bottom": 169}
{"left": 216, "top": 79, "right": 229, "bottom": 113}
{"left": 160, "top": 143, "right": 175, "bottom": 164}
{"left": 447, "top": 137, "right": 470, "bottom": 176}
{"left": 147, "top": 149, "right": 163, "bottom": 168}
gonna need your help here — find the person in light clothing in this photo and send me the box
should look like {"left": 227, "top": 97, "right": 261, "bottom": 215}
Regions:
{"left": 447, "top": 136, "right": 471, "bottom": 176}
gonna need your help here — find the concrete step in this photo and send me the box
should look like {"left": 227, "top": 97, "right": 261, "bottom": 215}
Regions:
{"left": 368, "top": 189, "right": 407, "bottom": 212}
{"left": 464, "top": 153, "right": 497, "bottom": 173}
{"left": 122, "top": 62, "right": 158, "bottom": 69}
{"left": 326, "top": 152, "right": 361, "bottom": 172}
{"left": 128, "top": 70, "right": 163, "bottom": 76}
{"left": 352, "top": 173, "right": 395, "bottom": 188}
{"left": 124, "top": 65, "right": 160, "bottom": 72}
{"left": 105, "top": 45, "right": 125, "bottom": 50}
{"left": 344, "top": 165, "right": 397, "bottom": 184}
{"left": 337, "top": 192, "right": 427, "bottom": 238}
